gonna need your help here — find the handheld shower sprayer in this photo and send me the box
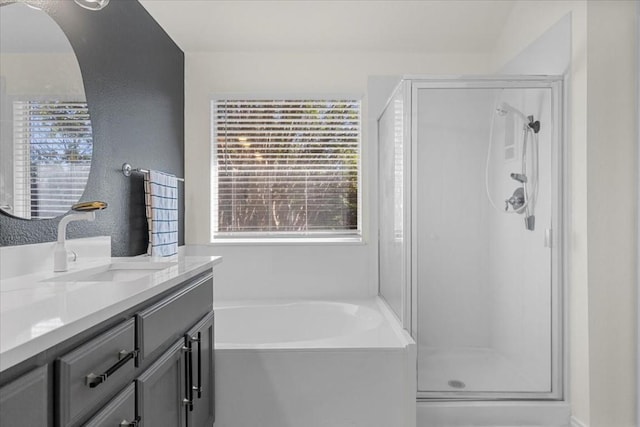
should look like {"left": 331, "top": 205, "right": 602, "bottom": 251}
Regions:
{"left": 486, "top": 100, "right": 541, "bottom": 231}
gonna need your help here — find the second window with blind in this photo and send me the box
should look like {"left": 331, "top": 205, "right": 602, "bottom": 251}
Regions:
{"left": 211, "top": 98, "right": 361, "bottom": 241}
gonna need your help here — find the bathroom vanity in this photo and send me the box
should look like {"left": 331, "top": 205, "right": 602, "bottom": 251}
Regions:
{"left": 0, "top": 250, "right": 221, "bottom": 427}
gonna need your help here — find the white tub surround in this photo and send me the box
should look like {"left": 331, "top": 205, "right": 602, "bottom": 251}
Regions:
{"left": 213, "top": 298, "right": 417, "bottom": 427}
{"left": 0, "top": 241, "right": 221, "bottom": 372}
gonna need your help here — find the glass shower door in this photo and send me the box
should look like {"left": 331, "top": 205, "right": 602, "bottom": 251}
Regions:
{"left": 411, "top": 79, "right": 562, "bottom": 399}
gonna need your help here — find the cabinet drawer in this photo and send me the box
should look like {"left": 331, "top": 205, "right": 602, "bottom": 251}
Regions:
{"left": 84, "top": 383, "right": 136, "bottom": 427}
{"left": 137, "top": 274, "right": 212, "bottom": 362}
{"left": 57, "top": 319, "right": 136, "bottom": 427}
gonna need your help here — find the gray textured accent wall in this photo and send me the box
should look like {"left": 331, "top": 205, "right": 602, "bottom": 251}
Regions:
{"left": 0, "top": 0, "right": 185, "bottom": 256}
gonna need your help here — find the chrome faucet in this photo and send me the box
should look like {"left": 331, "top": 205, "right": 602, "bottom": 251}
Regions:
{"left": 54, "top": 201, "right": 107, "bottom": 272}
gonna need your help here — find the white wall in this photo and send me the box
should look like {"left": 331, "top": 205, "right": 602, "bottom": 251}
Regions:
{"left": 637, "top": 3, "right": 640, "bottom": 425}
{"left": 184, "top": 52, "right": 491, "bottom": 300}
{"left": 585, "top": 2, "right": 637, "bottom": 426}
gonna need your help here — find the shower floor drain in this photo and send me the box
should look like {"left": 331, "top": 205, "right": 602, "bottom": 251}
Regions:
{"left": 447, "top": 380, "right": 466, "bottom": 389}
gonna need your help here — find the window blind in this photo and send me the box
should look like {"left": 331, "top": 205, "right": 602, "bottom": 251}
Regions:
{"left": 212, "top": 99, "right": 360, "bottom": 237}
{"left": 13, "top": 101, "right": 93, "bottom": 219}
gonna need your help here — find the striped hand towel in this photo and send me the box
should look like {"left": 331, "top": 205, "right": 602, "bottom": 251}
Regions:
{"left": 144, "top": 170, "right": 178, "bottom": 257}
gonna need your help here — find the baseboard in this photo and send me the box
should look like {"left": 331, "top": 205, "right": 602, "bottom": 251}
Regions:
{"left": 571, "top": 416, "right": 588, "bottom": 427}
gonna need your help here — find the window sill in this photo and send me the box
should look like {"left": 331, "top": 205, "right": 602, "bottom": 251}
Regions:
{"left": 207, "top": 236, "right": 365, "bottom": 246}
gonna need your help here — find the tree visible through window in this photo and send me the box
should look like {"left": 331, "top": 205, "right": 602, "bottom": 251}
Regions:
{"left": 212, "top": 99, "right": 360, "bottom": 238}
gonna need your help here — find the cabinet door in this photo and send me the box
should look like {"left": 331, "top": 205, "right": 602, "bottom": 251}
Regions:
{"left": 136, "top": 339, "right": 187, "bottom": 427}
{"left": 0, "top": 365, "right": 49, "bottom": 427}
{"left": 84, "top": 383, "right": 136, "bottom": 427}
{"left": 185, "top": 312, "right": 214, "bottom": 427}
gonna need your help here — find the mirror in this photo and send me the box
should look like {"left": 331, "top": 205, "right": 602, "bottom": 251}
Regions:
{"left": 0, "top": 2, "right": 93, "bottom": 219}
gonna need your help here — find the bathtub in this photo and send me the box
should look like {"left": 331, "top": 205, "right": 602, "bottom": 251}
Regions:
{"left": 213, "top": 297, "right": 416, "bottom": 427}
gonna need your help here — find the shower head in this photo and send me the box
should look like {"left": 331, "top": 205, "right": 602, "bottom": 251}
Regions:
{"left": 496, "top": 102, "right": 528, "bottom": 123}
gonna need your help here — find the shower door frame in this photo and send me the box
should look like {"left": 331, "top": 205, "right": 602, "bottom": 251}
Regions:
{"left": 406, "top": 76, "right": 565, "bottom": 401}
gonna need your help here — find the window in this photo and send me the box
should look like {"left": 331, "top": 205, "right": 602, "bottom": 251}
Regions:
{"left": 13, "top": 100, "right": 92, "bottom": 219}
{"left": 212, "top": 98, "right": 361, "bottom": 240}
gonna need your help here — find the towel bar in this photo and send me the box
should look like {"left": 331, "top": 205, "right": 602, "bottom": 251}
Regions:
{"left": 121, "top": 163, "right": 185, "bottom": 182}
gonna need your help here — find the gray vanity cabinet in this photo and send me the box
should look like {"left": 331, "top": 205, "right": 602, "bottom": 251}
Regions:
{"left": 0, "top": 365, "right": 49, "bottom": 427}
{"left": 0, "top": 270, "right": 215, "bottom": 427}
{"left": 136, "top": 339, "right": 187, "bottom": 427}
{"left": 47, "top": 270, "right": 214, "bottom": 427}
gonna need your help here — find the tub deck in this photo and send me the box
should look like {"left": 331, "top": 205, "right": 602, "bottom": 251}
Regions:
{"left": 214, "top": 298, "right": 410, "bottom": 349}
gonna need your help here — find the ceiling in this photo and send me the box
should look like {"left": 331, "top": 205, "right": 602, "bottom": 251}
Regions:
{"left": 138, "top": 0, "right": 516, "bottom": 54}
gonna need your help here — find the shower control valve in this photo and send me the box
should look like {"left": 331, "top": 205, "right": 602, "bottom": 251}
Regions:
{"left": 505, "top": 187, "right": 526, "bottom": 212}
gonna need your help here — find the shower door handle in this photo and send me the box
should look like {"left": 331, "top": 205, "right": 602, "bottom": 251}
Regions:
{"left": 544, "top": 229, "right": 552, "bottom": 248}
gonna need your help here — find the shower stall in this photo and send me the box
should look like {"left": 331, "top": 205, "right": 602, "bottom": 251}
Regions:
{"left": 378, "top": 77, "right": 566, "bottom": 421}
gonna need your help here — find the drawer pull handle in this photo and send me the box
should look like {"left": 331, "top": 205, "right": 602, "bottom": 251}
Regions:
{"left": 119, "top": 416, "right": 141, "bottom": 426}
{"left": 186, "top": 333, "right": 202, "bottom": 399}
{"left": 86, "top": 349, "right": 138, "bottom": 389}
{"left": 182, "top": 342, "right": 194, "bottom": 412}
{"left": 193, "top": 333, "right": 202, "bottom": 399}
{"left": 187, "top": 337, "right": 195, "bottom": 412}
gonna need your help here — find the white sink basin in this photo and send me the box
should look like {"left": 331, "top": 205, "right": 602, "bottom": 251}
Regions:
{"left": 44, "top": 262, "right": 177, "bottom": 283}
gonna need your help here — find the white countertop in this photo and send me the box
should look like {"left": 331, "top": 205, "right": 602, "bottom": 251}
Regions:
{"left": 0, "top": 254, "right": 222, "bottom": 373}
